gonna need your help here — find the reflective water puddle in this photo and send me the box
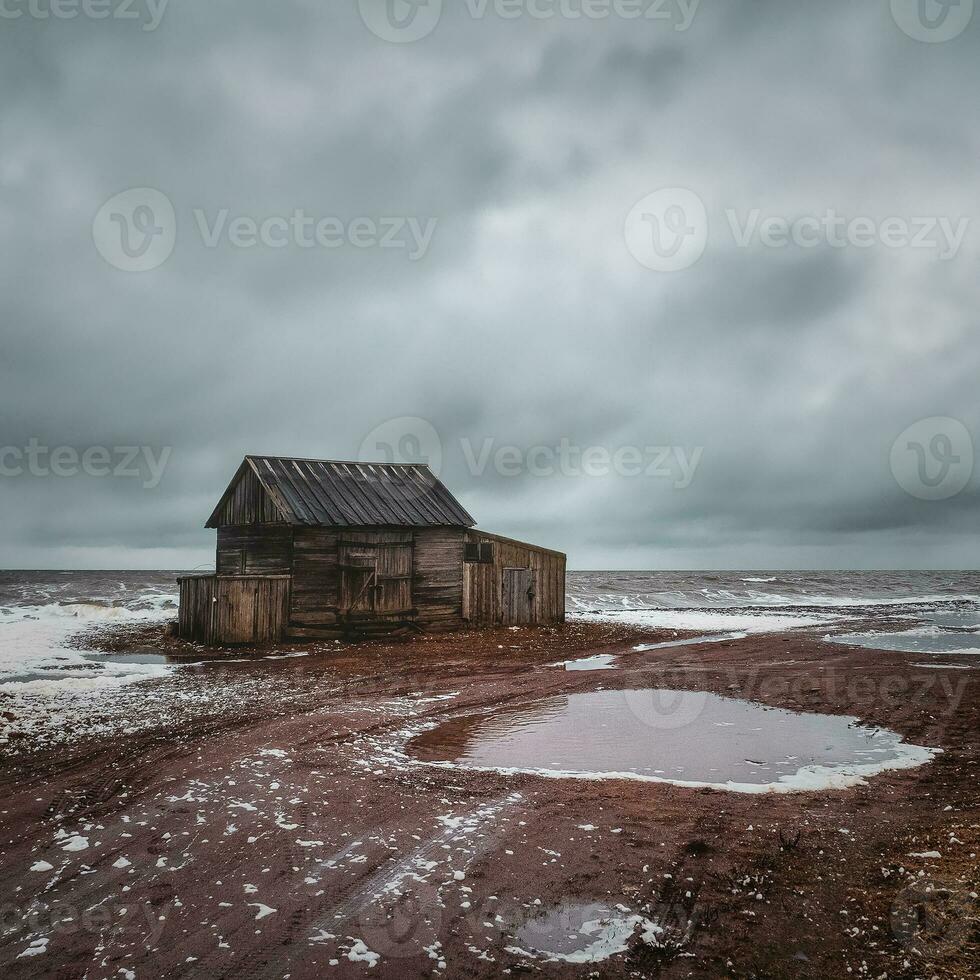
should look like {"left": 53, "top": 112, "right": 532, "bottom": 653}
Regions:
{"left": 409, "top": 689, "right": 936, "bottom": 793}
{"left": 632, "top": 631, "right": 747, "bottom": 652}
{"left": 82, "top": 651, "right": 170, "bottom": 666}
{"left": 558, "top": 632, "right": 749, "bottom": 671}
{"left": 829, "top": 610, "right": 980, "bottom": 656}
{"left": 830, "top": 629, "right": 980, "bottom": 656}
{"left": 506, "top": 901, "right": 664, "bottom": 963}
{"left": 559, "top": 654, "right": 618, "bottom": 671}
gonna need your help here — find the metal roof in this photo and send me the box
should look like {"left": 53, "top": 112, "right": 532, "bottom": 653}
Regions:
{"left": 206, "top": 456, "right": 476, "bottom": 528}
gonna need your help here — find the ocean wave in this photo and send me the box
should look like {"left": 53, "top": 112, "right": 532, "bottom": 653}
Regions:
{"left": 570, "top": 608, "right": 833, "bottom": 634}
{"left": 567, "top": 590, "right": 980, "bottom": 613}
{"left": 0, "top": 593, "right": 177, "bottom": 626}
{"left": 0, "top": 587, "right": 178, "bottom": 705}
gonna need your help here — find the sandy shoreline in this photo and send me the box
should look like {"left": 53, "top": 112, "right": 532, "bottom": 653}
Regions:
{"left": 1, "top": 621, "right": 977, "bottom": 978}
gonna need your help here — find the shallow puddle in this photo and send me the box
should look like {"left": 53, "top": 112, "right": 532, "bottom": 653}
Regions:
{"left": 82, "top": 650, "right": 171, "bottom": 666}
{"left": 632, "top": 631, "right": 747, "bottom": 652}
{"left": 507, "top": 901, "right": 663, "bottom": 963}
{"left": 830, "top": 628, "right": 980, "bottom": 656}
{"left": 558, "top": 631, "right": 749, "bottom": 671}
{"left": 559, "top": 654, "right": 618, "bottom": 671}
{"left": 409, "top": 689, "right": 935, "bottom": 792}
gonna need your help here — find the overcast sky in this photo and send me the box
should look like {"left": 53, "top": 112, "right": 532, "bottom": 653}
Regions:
{"left": 2, "top": 0, "right": 978, "bottom": 570}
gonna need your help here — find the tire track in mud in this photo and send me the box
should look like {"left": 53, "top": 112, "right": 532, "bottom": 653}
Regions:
{"left": 221, "top": 792, "right": 525, "bottom": 980}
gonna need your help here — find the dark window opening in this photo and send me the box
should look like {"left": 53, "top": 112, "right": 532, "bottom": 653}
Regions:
{"left": 464, "top": 541, "right": 494, "bottom": 563}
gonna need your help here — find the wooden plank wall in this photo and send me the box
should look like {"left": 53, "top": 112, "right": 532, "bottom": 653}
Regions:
{"left": 413, "top": 528, "right": 466, "bottom": 630}
{"left": 216, "top": 525, "right": 293, "bottom": 575}
{"left": 178, "top": 575, "right": 290, "bottom": 645}
{"left": 214, "top": 576, "right": 290, "bottom": 644}
{"left": 462, "top": 531, "right": 566, "bottom": 626}
{"left": 338, "top": 530, "right": 414, "bottom": 617}
{"left": 289, "top": 528, "right": 340, "bottom": 635}
{"left": 178, "top": 575, "right": 217, "bottom": 643}
{"left": 184, "top": 525, "right": 563, "bottom": 641}
{"left": 289, "top": 527, "right": 466, "bottom": 635}
{"left": 213, "top": 466, "right": 283, "bottom": 526}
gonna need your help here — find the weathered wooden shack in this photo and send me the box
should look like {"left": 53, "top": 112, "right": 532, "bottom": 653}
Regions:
{"left": 178, "top": 456, "right": 566, "bottom": 645}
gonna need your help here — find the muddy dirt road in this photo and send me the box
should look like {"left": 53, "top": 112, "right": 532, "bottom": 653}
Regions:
{"left": 1, "top": 622, "right": 977, "bottom": 978}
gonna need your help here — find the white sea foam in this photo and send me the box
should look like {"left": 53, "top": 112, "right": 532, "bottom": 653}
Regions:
{"left": 417, "top": 739, "right": 939, "bottom": 795}
{"left": 506, "top": 912, "right": 664, "bottom": 963}
{"left": 0, "top": 591, "right": 177, "bottom": 698}
{"left": 827, "top": 627, "right": 980, "bottom": 657}
{"left": 571, "top": 607, "right": 830, "bottom": 634}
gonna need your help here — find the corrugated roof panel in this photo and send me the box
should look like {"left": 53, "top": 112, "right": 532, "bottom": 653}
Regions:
{"left": 207, "top": 455, "right": 476, "bottom": 528}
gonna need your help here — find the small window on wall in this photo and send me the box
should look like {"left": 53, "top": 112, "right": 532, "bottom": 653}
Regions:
{"left": 464, "top": 541, "right": 494, "bottom": 563}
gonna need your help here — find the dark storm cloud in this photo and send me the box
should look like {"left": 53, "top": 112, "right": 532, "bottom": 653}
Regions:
{"left": 1, "top": 0, "right": 978, "bottom": 569}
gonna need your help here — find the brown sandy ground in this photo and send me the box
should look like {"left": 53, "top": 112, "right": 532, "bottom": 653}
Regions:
{"left": 0, "top": 621, "right": 977, "bottom": 979}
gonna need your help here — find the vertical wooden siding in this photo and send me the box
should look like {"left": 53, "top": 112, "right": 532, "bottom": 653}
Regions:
{"left": 184, "top": 520, "right": 563, "bottom": 643}
{"left": 337, "top": 531, "right": 414, "bottom": 617}
{"left": 178, "top": 575, "right": 217, "bottom": 643}
{"left": 289, "top": 528, "right": 340, "bottom": 631}
{"left": 462, "top": 531, "right": 565, "bottom": 626}
{"left": 216, "top": 525, "right": 293, "bottom": 575}
{"left": 178, "top": 575, "right": 290, "bottom": 645}
{"left": 287, "top": 527, "right": 465, "bottom": 636}
{"left": 213, "top": 466, "right": 283, "bottom": 526}
{"left": 410, "top": 527, "right": 466, "bottom": 630}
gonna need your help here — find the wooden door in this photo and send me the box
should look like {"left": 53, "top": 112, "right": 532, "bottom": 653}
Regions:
{"left": 215, "top": 578, "right": 258, "bottom": 643}
{"left": 339, "top": 532, "right": 414, "bottom": 618}
{"left": 502, "top": 567, "right": 534, "bottom": 625}
{"left": 376, "top": 539, "right": 413, "bottom": 614}
{"left": 340, "top": 552, "right": 377, "bottom": 615}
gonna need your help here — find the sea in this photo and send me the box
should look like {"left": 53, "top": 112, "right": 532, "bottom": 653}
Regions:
{"left": 0, "top": 569, "right": 978, "bottom": 729}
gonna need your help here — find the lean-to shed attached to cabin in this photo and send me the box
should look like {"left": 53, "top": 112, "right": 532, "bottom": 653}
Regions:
{"left": 178, "top": 456, "right": 566, "bottom": 645}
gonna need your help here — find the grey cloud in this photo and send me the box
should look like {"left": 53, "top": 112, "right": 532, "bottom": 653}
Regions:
{"left": 1, "top": 0, "right": 978, "bottom": 569}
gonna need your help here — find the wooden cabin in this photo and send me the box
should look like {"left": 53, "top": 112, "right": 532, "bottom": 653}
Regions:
{"left": 178, "top": 455, "right": 566, "bottom": 645}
